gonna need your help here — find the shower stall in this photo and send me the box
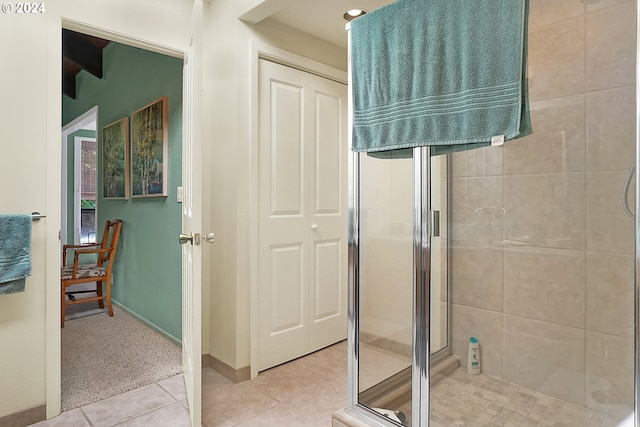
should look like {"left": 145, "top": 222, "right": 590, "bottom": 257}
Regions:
{"left": 338, "top": 1, "right": 638, "bottom": 426}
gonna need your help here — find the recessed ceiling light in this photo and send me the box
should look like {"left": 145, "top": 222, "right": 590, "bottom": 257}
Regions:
{"left": 343, "top": 9, "right": 367, "bottom": 21}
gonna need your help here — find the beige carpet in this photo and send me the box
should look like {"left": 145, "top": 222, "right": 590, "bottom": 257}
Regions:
{"left": 61, "top": 305, "right": 182, "bottom": 411}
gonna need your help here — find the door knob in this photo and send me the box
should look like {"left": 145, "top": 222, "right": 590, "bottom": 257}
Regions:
{"left": 179, "top": 233, "right": 193, "bottom": 245}
{"left": 311, "top": 224, "right": 318, "bottom": 230}
{"left": 203, "top": 232, "right": 215, "bottom": 243}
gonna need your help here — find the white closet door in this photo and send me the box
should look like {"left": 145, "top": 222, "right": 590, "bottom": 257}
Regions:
{"left": 258, "top": 60, "right": 309, "bottom": 370}
{"left": 258, "top": 59, "right": 347, "bottom": 371}
{"left": 307, "top": 75, "right": 348, "bottom": 352}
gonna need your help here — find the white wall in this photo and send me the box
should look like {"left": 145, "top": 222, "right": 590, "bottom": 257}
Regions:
{"left": 202, "top": 0, "right": 347, "bottom": 370}
{"left": 0, "top": 0, "right": 192, "bottom": 419}
{"left": 0, "top": 12, "right": 50, "bottom": 418}
{"left": 0, "top": 0, "right": 346, "bottom": 418}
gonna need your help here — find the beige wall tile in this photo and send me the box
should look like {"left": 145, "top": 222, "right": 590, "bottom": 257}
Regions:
{"left": 450, "top": 241, "right": 503, "bottom": 312}
{"left": 586, "top": 86, "right": 636, "bottom": 172}
{"left": 504, "top": 246, "right": 585, "bottom": 328}
{"left": 451, "top": 145, "right": 503, "bottom": 178}
{"left": 451, "top": 176, "right": 504, "bottom": 244}
{"left": 586, "top": 1, "right": 636, "bottom": 91}
{"left": 504, "top": 173, "right": 586, "bottom": 250}
{"left": 587, "top": 0, "right": 633, "bottom": 12}
{"left": 505, "top": 95, "right": 586, "bottom": 175}
{"left": 503, "top": 315, "right": 585, "bottom": 406}
{"left": 586, "top": 332, "right": 634, "bottom": 418}
{"left": 529, "top": 17, "right": 585, "bottom": 101}
{"left": 529, "top": 0, "right": 585, "bottom": 31}
{"left": 586, "top": 252, "right": 634, "bottom": 338}
{"left": 586, "top": 171, "right": 635, "bottom": 254}
{"left": 451, "top": 304, "right": 503, "bottom": 378}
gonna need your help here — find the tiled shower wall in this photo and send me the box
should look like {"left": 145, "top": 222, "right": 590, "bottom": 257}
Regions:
{"left": 449, "top": 0, "right": 636, "bottom": 418}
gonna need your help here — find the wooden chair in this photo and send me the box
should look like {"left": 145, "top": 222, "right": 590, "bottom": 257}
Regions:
{"left": 60, "top": 219, "right": 122, "bottom": 327}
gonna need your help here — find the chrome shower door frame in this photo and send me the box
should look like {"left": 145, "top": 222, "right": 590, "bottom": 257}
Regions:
{"left": 346, "top": 144, "right": 433, "bottom": 427}
{"left": 635, "top": 1, "right": 640, "bottom": 425}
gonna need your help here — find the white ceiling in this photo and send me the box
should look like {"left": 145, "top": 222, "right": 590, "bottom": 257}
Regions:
{"left": 260, "top": 0, "right": 395, "bottom": 49}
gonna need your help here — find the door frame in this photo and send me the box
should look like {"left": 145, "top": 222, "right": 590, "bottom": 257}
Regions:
{"left": 47, "top": 19, "right": 195, "bottom": 420}
{"left": 61, "top": 108, "right": 98, "bottom": 247}
{"left": 248, "top": 41, "right": 347, "bottom": 379}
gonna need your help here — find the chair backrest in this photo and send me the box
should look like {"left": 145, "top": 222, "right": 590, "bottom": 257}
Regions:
{"left": 97, "top": 219, "right": 122, "bottom": 268}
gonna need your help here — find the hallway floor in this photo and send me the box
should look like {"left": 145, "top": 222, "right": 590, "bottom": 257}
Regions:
{"left": 29, "top": 341, "right": 347, "bottom": 426}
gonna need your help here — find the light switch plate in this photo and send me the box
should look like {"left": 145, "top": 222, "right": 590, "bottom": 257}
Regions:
{"left": 177, "top": 186, "right": 183, "bottom": 203}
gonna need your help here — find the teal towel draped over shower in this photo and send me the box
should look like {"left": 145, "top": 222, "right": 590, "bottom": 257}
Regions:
{"left": 350, "top": 0, "right": 531, "bottom": 156}
{"left": 0, "top": 214, "right": 32, "bottom": 294}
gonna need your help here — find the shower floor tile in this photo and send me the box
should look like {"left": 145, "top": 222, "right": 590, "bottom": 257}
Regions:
{"left": 396, "top": 367, "right": 624, "bottom": 427}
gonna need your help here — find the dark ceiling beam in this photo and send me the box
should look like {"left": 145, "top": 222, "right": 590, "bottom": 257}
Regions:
{"left": 62, "top": 29, "right": 104, "bottom": 80}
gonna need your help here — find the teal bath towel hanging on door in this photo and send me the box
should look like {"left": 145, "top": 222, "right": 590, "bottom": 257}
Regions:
{"left": 0, "top": 214, "right": 32, "bottom": 294}
{"left": 350, "top": 0, "right": 532, "bottom": 156}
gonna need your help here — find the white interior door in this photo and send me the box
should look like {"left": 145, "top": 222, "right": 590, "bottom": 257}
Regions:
{"left": 258, "top": 59, "right": 347, "bottom": 371}
{"left": 307, "top": 73, "right": 348, "bottom": 352}
{"left": 181, "top": 3, "right": 203, "bottom": 425}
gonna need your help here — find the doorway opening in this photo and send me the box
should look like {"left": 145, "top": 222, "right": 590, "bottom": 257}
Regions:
{"left": 60, "top": 27, "right": 184, "bottom": 413}
{"left": 61, "top": 106, "right": 98, "bottom": 248}
{"left": 79, "top": 137, "right": 97, "bottom": 244}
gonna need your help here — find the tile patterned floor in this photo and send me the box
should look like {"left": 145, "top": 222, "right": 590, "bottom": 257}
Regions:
{"left": 29, "top": 375, "right": 190, "bottom": 427}
{"left": 29, "top": 341, "right": 347, "bottom": 427}
{"left": 201, "top": 341, "right": 347, "bottom": 427}
{"left": 30, "top": 341, "right": 630, "bottom": 426}
{"left": 401, "top": 367, "right": 625, "bottom": 427}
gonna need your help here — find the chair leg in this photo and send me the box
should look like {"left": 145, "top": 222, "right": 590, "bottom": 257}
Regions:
{"left": 105, "top": 279, "right": 114, "bottom": 317}
{"left": 61, "top": 284, "right": 66, "bottom": 328}
{"left": 96, "top": 280, "right": 105, "bottom": 309}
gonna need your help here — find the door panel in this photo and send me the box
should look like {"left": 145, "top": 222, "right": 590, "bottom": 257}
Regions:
{"left": 271, "top": 81, "right": 304, "bottom": 216}
{"left": 258, "top": 59, "right": 347, "bottom": 370}
{"left": 308, "top": 75, "right": 347, "bottom": 351}
{"left": 313, "top": 239, "right": 341, "bottom": 320}
{"left": 315, "top": 92, "right": 342, "bottom": 214}
{"left": 259, "top": 60, "right": 309, "bottom": 370}
{"left": 181, "top": 4, "right": 202, "bottom": 424}
{"left": 270, "top": 244, "right": 305, "bottom": 334}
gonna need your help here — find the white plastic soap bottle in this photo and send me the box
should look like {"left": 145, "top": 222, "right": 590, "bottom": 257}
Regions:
{"left": 467, "top": 337, "right": 480, "bottom": 375}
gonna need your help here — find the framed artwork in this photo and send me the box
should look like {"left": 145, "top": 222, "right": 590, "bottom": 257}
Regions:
{"left": 130, "top": 96, "right": 168, "bottom": 197}
{"left": 102, "top": 117, "right": 129, "bottom": 199}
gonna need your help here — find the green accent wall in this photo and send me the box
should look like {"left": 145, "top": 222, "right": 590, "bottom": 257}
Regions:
{"left": 66, "top": 129, "right": 96, "bottom": 247}
{"left": 62, "top": 42, "right": 183, "bottom": 341}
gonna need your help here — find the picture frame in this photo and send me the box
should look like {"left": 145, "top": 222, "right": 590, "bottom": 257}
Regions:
{"left": 130, "top": 96, "right": 168, "bottom": 197}
{"left": 102, "top": 117, "right": 130, "bottom": 199}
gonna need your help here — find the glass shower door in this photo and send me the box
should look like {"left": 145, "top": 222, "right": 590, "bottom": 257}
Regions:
{"left": 354, "top": 151, "right": 450, "bottom": 427}
{"left": 357, "top": 152, "right": 414, "bottom": 425}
